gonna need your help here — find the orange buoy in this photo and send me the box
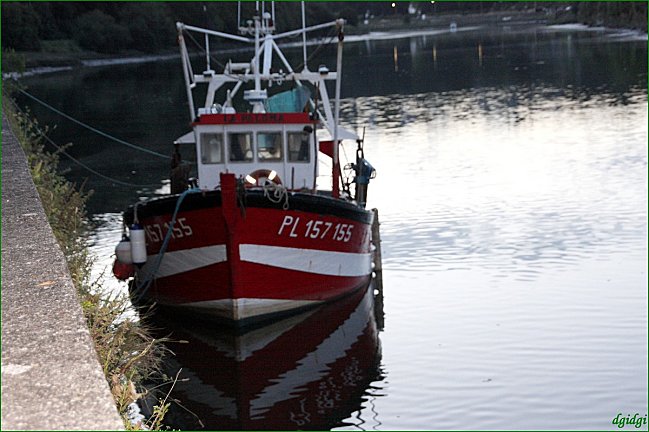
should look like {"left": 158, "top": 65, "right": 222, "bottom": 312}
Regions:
{"left": 112, "top": 259, "right": 135, "bottom": 281}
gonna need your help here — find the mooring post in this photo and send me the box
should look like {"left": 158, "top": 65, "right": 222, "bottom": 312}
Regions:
{"left": 371, "top": 208, "right": 384, "bottom": 330}
{"left": 371, "top": 208, "right": 383, "bottom": 272}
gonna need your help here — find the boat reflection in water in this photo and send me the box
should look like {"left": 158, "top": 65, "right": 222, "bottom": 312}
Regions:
{"left": 144, "top": 283, "right": 384, "bottom": 430}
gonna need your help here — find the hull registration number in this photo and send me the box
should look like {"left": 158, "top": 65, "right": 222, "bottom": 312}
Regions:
{"left": 277, "top": 215, "right": 354, "bottom": 243}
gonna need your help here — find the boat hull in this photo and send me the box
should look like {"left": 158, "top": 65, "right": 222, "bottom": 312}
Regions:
{"left": 125, "top": 176, "right": 374, "bottom": 325}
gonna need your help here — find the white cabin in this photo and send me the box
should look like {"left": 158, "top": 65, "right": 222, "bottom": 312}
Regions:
{"left": 174, "top": 13, "right": 357, "bottom": 196}
{"left": 190, "top": 112, "right": 317, "bottom": 190}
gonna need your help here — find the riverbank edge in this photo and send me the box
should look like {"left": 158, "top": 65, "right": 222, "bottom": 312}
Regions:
{"left": 1, "top": 110, "right": 125, "bottom": 430}
{"left": 0, "top": 10, "right": 546, "bottom": 71}
{"left": 9, "top": 8, "right": 646, "bottom": 77}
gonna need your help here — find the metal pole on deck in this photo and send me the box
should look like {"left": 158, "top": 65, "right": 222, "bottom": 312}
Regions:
{"left": 205, "top": 34, "right": 211, "bottom": 71}
{"left": 272, "top": 1, "right": 276, "bottom": 25}
{"left": 254, "top": 14, "right": 261, "bottom": 92}
{"left": 176, "top": 25, "right": 196, "bottom": 120}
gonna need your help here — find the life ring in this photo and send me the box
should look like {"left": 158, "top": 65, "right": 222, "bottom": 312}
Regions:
{"left": 245, "top": 169, "right": 282, "bottom": 187}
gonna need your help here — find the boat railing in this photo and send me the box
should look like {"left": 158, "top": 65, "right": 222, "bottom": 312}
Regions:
{"left": 175, "top": 15, "right": 345, "bottom": 136}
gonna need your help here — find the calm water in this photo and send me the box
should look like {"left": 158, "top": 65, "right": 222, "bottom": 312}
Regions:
{"left": 19, "top": 22, "right": 648, "bottom": 430}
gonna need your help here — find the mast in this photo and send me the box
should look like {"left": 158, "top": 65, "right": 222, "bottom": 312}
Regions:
{"left": 177, "top": 7, "right": 350, "bottom": 139}
{"left": 332, "top": 19, "right": 344, "bottom": 199}
{"left": 245, "top": 11, "right": 267, "bottom": 113}
{"left": 254, "top": 12, "right": 261, "bottom": 92}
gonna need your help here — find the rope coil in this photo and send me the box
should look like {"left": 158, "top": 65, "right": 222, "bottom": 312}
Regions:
{"left": 262, "top": 180, "right": 289, "bottom": 210}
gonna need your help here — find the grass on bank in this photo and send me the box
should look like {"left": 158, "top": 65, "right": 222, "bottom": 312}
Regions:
{"left": 2, "top": 80, "right": 173, "bottom": 430}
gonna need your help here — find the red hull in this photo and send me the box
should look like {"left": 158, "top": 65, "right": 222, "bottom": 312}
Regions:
{"left": 126, "top": 174, "right": 374, "bottom": 323}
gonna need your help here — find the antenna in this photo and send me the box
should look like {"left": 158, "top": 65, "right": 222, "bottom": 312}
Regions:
{"left": 205, "top": 34, "right": 211, "bottom": 71}
{"left": 301, "top": 1, "right": 308, "bottom": 71}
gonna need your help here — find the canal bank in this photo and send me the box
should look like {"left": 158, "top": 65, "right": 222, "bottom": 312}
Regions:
{"left": 1, "top": 112, "right": 123, "bottom": 430}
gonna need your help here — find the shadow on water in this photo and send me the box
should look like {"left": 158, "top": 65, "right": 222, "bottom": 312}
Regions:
{"left": 141, "top": 284, "right": 385, "bottom": 430}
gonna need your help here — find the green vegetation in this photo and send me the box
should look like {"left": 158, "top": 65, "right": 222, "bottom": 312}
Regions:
{"left": 2, "top": 84, "right": 171, "bottom": 430}
{"left": 1, "top": 48, "right": 26, "bottom": 75}
{"left": 575, "top": 2, "right": 647, "bottom": 32}
{"left": 1, "top": 2, "right": 645, "bottom": 64}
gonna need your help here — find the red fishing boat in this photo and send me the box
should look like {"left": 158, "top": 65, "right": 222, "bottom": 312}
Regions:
{"left": 113, "top": 5, "right": 378, "bottom": 325}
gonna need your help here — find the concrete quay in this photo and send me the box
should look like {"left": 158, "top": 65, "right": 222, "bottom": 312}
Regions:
{"left": 1, "top": 112, "right": 124, "bottom": 430}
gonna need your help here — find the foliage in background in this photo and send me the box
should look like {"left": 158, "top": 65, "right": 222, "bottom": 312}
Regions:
{"left": 2, "top": 86, "right": 171, "bottom": 430}
{"left": 74, "top": 9, "right": 133, "bottom": 54}
{"left": 575, "top": 2, "right": 648, "bottom": 31}
{"left": 6, "top": 1, "right": 644, "bottom": 55}
{"left": 1, "top": 2, "right": 42, "bottom": 51}
{"left": 1, "top": 48, "right": 26, "bottom": 75}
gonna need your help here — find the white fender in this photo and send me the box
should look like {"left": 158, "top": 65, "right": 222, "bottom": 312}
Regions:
{"left": 115, "top": 236, "right": 133, "bottom": 264}
{"left": 130, "top": 224, "right": 147, "bottom": 266}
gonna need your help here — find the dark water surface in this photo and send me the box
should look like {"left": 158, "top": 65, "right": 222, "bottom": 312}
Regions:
{"left": 19, "top": 22, "right": 647, "bottom": 430}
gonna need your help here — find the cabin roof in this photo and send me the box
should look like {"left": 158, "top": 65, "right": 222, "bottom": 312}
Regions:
{"left": 193, "top": 112, "right": 314, "bottom": 126}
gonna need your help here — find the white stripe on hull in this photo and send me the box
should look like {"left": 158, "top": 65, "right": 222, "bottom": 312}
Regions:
{"left": 178, "top": 297, "right": 323, "bottom": 321}
{"left": 139, "top": 244, "right": 227, "bottom": 278}
{"left": 139, "top": 243, "right": 370, "bottom": 279}
{"left": 239, "top": 244, "right": 372, "bottom": 277}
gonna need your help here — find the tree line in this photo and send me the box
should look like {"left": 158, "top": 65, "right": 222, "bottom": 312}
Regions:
{"left": 2, "top": 2, "right": 646, "bottom": 54}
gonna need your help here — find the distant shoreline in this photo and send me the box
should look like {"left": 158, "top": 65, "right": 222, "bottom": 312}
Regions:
{"left": 8, "top": 10, "right": 646, "bottom": 79}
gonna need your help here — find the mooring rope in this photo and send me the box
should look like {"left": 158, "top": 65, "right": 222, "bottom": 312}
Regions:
{"left": 130, "top": 187, "right": 201, "bottom": 303}
{"left": 8, "top": 97, "right": 160, "bottom": 188}
{"left": 16, "top": 87, "right": 171, "bottom": 159}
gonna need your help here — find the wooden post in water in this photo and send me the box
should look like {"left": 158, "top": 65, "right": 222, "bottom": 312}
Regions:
{"left": 371, "top": 208, "right": 383, "bottom": 272}
{"left": 371, "top": 208, "right": 384, "bottom": 330}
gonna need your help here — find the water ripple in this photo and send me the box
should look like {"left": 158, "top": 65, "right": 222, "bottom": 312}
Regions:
{"left": 351, "top": 85, "right": 647, "bottom": 284}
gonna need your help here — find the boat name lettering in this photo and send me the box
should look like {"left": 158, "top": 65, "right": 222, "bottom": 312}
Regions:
{"left": 277, "top": 215, "right": 354, "bottom": 242}
{"left": 223, "top": 113, "right": 285, "bottom": 123}
{"left": 144, "top": 218, "right": 193, "bottom": 243}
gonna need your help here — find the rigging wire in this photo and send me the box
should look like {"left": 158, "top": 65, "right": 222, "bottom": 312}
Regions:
{"left": 183, "top": 30, "right": 244, "bottom": 82}
{"left": 15, "top": 87, "right": 172, "bottom": 160}
{"left": 182, "top": 21, "right": 338, "bottom": 82}
{"left": 8, "top": 98, "right": 161, "bottom": 188}
{"left": 295, "top": 26, "right": 338, "bottom": 72}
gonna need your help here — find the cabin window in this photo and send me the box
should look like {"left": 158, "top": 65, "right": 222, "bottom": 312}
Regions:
{"left": 228, "top": 132, "right": 253, "bottom": 162}
{"left": 200, "top": 133, "right": 224, "bottom": 164}
{"left": 257, "top": 132, "right": 283, "bottom": 161}
{"left": 287, "top": 131, "right": 310, "bottom": 162}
